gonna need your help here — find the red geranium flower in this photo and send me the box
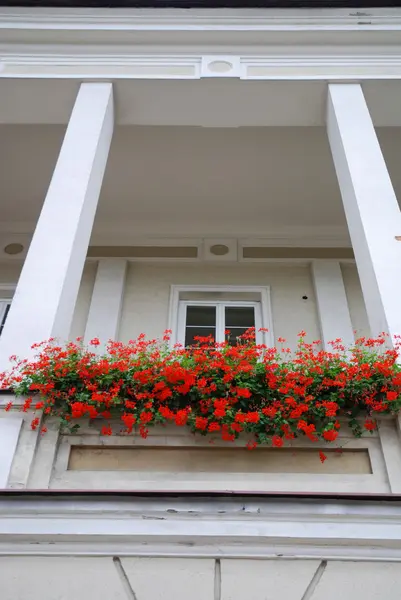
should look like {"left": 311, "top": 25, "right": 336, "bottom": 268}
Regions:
{"left": 323, "top": 429, "right": 338, "bottom": 442}
{"left": 101, "top": 425, "right": 112, "bottom": 436}
{"left": 195, "top": 416, "right": 208, "bottom": 431}
{"left": 1, "top": 330, "right": 400, "bottom": 466}
{"left": 246, "top": 441, "right": 257, "bottom": 450}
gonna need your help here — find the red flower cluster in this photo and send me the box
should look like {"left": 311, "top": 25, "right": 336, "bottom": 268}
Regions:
{"left": 1, "top": 330, "right": 401, "bottom": 450}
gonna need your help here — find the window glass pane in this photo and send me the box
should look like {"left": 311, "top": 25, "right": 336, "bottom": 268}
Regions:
{"left": 186, "top": 305, "right": 216, "bottom": 327}
{"left": 185, "top": 327, "right": 216, "bottom": 346}
{"left": 184, "top": 306, "right": 217, "bottom": 346}
{"left": 225, "top": 327, "right": 252, "bottom": 345}
{"left": 225, "top": 307, "right": 255, "bottom": 345}
{"left": 225, "top": 307, "right": 255, "bottom": 328}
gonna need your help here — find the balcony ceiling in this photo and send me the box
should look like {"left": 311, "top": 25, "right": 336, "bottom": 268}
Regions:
{"left": 3, "top": 80, "right": 401, "bottom": 128}
{"left": 0, "top": 122, "right": 400, "bottom": 242}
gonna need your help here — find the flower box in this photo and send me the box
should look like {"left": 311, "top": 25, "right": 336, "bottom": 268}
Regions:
{"left": 2, "top": 330, "right": 401, "bottom": 467}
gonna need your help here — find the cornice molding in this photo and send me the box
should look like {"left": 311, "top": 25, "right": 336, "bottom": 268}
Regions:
{"left": 2, "top": 8, "right": 401, "bottom": 55}
{"left": 0, "top": 222, "right": 351, "bottom": 245}
{"left": 0, "top": 495, "right": 400, "bottom": 559}
{"left": 0, "top": 227, "right": 351, "bottom": 253}
{"left": 2, "top": 8, "right": 401, "bottom": 78}
{"left": 3, "top": 51, "right": 401, "bottom": 80}
{"left": 2, "top": 7, "right": 401, "bottom": 29}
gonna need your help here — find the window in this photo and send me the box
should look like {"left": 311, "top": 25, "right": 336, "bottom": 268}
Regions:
{"left": 178, "top": 301, "right": 260, "bottom": 346}
{"left": 169, "top": 285, "right": 273, "bottom": 347}
{"left": 0, "top": 301, "right": 11, "bottom": 336}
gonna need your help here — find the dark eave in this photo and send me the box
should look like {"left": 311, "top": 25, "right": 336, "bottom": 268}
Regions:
{"left": 1, "top": 0, "right": 401, "bottom": 9}
{"left": 1, "top": 489, "right": 401, "bottom": 502}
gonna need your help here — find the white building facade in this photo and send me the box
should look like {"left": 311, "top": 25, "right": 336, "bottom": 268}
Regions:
{"left": 1, "top": 2, "right": 401, "bottom": 598}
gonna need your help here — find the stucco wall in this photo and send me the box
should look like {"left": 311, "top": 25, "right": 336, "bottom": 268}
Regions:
{"left": 118, "top": 262, "right": 323, "bottom": 347}
{"left": 1, "top": 494, "right": 401, "bottom": 598}
{"left": 0, "top": 260, "right": 370, "bottom": 346}
{"left": 2, "top": 556, "right": 401, "bottom": 600}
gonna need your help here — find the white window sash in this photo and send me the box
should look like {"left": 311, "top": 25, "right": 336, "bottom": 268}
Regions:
{"left": 177, "top": 300, "right": 262, "bottom": 346}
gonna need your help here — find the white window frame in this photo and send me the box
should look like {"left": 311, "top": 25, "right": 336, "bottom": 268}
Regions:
{"left": 168, "top": 285, "right": 274, "bottom": 347}
{"left": 177, "top": 300, "right": 262, "bottom": 346}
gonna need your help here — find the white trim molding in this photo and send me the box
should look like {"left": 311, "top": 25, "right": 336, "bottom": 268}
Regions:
{"left": 1, "top": 494, "right": 401, "bottom": 561}
{"left": 2, "top": 8, "right": 401, "bottom": 80}
{"left": 47, "top": 426, "right": 388, "bottom": 494}
{"left": 2, "top": 7, "right": 401, "bottom": 37}
{"left": 4, "top": 53, "right": 401, "bottom": 81}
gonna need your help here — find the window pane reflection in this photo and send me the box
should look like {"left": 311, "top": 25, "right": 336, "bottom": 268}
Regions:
{"left": 186, "top": 306, "right": 216, "bottom": 327}
{"left": 225, "top": 307, "right": 255, "bottom": 328}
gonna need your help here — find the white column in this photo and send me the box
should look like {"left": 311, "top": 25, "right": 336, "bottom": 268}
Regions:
{"left": 311, "top": 260, "right": 354, "bottom": 349}
{"left": 327, "top": 84, "right": 401, "bottom": 341}
{"left": 378, "top": 420, "right": 401, "bottom": 494}
{"left": 84, "top": 259, "right": 127, "bottom": 350}
{"left": 0, "top": 416, "right": 23, "bottom": 488}
{"left": 0, "top": 83, "right": 114, "bottom": 368}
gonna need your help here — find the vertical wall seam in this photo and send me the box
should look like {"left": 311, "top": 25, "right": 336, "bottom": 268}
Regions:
{"left": 214, "top": 558, "right": 221, "bottom": 600}
{"left": 113, "top": 556, "right": 138, "bottom": 600}
{"left": 300, "top": 560, "right": 327, "bottom": 600}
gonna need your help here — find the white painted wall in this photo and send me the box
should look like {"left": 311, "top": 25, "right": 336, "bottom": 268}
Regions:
{"left": 2, "top": 556, "right": 401, "bottom": 600}
{"left": 2, "top": 495, "right": 401, "bottom": 598}
{"left": 0, "top": 259, "right": 371, "bottom": 350}
{"left": 0, "top": 260, "right": 371, "bottom": 348}
{"left": 119, "top": 263, "right": 320, "bottom": 347}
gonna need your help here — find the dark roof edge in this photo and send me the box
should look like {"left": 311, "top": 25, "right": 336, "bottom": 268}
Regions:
{"left": 0, "top": 1, "right": 401, "bottom": 8}
{"left": 1, "top": 489, "right": 401, "bottom": 502}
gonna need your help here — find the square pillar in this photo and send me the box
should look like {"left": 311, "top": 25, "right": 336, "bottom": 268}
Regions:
{"left": 84, "top": 259, "right": 127, "bottom": 351}
{"left": 327, "top": 84, "right": 401, "bottom": 341}
{"left": 0, "top": 416, "right": 23, "bottom": 487}
{"left": 311, "top": 260, "right": 354, "bottom": 349}
{"left": 0, "top": 83, "right": 114, "bottom": 369}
